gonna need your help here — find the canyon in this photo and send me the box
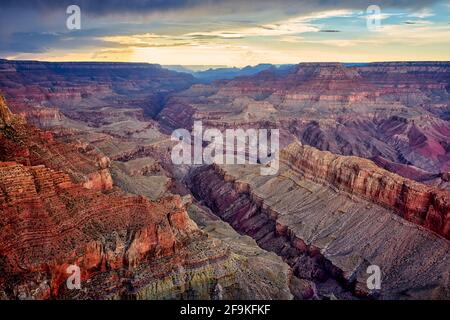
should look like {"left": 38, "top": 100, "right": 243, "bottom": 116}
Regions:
{"left": 0, "top": 59, "right": 449, "bottom": 300}
{"left": 0, "top": 92, "right": 293, "bottom": 300}
{"left": 161, "top": 62, "right": 450, "bottom": 187}
{"left": 188, "top": 161, "right": 449, "bottom": 299}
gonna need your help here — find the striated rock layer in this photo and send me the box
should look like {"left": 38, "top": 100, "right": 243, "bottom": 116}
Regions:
{"left": 0, "top": 96, "right": 293, "bottom": 300}
{"left": 0, "top": 162, "right": 291, "bottom": 300}
{"left": 1, "top": 60, "right": 450, "bottom": 300}
{"left": 161, "top": 62, "right": 450, "bottom": 185}
{"left": 188, "top": 160, "right": 450, "bottom": 299}
{"left": 281, "top": 142, "right": 450, "bottom": 239}
{"left": 0, "top": 95, "right": 113, "bottom": 191}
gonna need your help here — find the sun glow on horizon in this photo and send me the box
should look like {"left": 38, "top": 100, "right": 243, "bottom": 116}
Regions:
{"left": 2, "top": 2, "right": 450, "bottom": 66}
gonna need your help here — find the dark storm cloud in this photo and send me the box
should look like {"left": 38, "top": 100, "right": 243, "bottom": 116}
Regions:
{"left": 0, "top": 0, "right": 440, "bottom": 16}
{"left": 1, "top": 32, "right": 63, "bottom": 53}
{"left": 0, "top": 31, "right": 117, "bottom": 54}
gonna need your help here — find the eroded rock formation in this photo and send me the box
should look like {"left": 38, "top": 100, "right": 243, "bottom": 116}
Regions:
{"left": 1, "top": 60, "right": 449, "bottom": 301}
{"left": 161, "top": 62, "right": 450, "bottom": 186}
{"left": 0, "top": 96, "right": 293, "bottom": 300}
{"left": 281, "top": 142, "right": 450, "bottom": 238}
{"left": 187, "top": 159, "right": 450, "bottom": 299}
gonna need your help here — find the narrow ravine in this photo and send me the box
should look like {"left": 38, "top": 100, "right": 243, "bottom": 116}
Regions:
{"left": 185, "top": 165, "right": 360, "bottom": 300}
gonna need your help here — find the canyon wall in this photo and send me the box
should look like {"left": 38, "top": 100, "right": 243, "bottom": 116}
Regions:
{"left": 1, "top": 60, "right": 449, "bottom": 300}
{"left": 188, "top": 162, "right": 450, "bottom": 299}
{"left": 281, "top": 142, "right": 450, "bottom": 238}
{"left": 0, "top": 59, "right": 196, "bottom": 121}
{"left": 0, "top": 96, "right": 293, "bottom": 300}
{"left": 161, "top": 62, "right": 450, "bottom": 185}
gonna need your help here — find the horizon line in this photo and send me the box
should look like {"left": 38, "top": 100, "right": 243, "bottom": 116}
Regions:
{"left": 2, "top": 57, "right": 450, "bottom": 69}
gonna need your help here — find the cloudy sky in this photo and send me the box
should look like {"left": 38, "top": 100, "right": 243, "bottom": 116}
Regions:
{"left": 1, "top": 0, "right": 449, "bottom": 66}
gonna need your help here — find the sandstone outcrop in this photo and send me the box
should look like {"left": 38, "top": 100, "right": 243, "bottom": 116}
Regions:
{"left": 0, "top": 107, "right": 113, "bottom": 192}
{"left": 0, "top": 96, "right": 13, "bottom": 127}
{"left": 0, "top": 161, "right": 294, "bottom": 300}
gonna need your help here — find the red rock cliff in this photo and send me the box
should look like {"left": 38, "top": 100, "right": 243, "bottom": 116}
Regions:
{"left": 282, "top": 142, "right": 450, "bottom": 238}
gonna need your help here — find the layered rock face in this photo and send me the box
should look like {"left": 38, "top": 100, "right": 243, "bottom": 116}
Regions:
{"left": 0, "top": 59, "right": 196, "bottom": 123}
{"left": 0, "top": 162, "right": 292, "bottom": 300}
{"left": 0, "top": 98, "right": 113, "bottom": 191}
{"left": 0, "top": 162, "right": 190, "bottom": 298}
{"left": 1, "top": 60, "right": 449, "bottom": 301}
{"left": 281, "top": 142, "right": 450, "bottom": 239}
{"left": 161, "top": 62, "right": 450, "bottom": 185}
{"left": 3, "top": 59, "right": 449, "bottom": 185}
{"left": 0, "top": 97, "right": 293, "bottom": 300}
{"left": 0, "top": 60, "right": 192, "bottom": 199}
{"left": 0, "top": 96, "right": 13, "bottom": 127}
{"left": 187, "top": 160, "right": 450, "bottom": 299}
